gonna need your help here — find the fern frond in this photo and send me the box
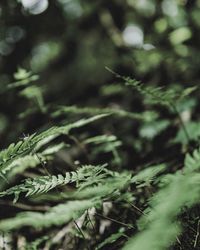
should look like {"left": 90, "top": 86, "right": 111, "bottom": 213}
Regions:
{"left": 96, "top": 228, "right": 127, "bottom": 249}
{"left": 174, "top": 121, "right": 200, "bottom": 145}
{"left": 4, "top": 154, "right": 46, "bottom": 178}
{"left": 0, "top": 174, "right": 130, "bottom": 231}
{"left": 85, "top": 134, "right": 122, "bottom": 165}
{"left": 0, "top": 134, "right": 37, "bottom": 175}
{"left": 52, "top": 105, "right": 145, "bottom": 120}
{"left": 106, "top": 67, "right": 196, "bottom": 107}
{"left": 42, "top": 142, "right": 67, "bottom": 155}
{"left": 8, "top": 67, "right": 39, "bottom": 89}
{"left": 69, "top": 173, "right": 131, "bottom": 200}
{"left": 85, "top": 134, "right": 121, "bottom": 146}
{"left": 125, "top": 78, "right": 178, "bottom": 106}
{"left": 184, "top": 147, "right": 200, "bottom": 173}
{"left": 25, "top": 236, "right": 49, "bottom": 250}
{"left": 131, "top": 164, "right": 166, "bottom": 185}
{"left": 0, "top": 165, "right": 111, "bottom": 202}
{"left": 0, "top": 114, "right": 108, "bottom": 176}
{"left": 0, "top": 144, "right": 66, "bottom": 190}
{"left": 0, "top": 199, "right": 100, "bottom": 231}
{"left": 123, "top": 171, "right": 200, "bottom": 250}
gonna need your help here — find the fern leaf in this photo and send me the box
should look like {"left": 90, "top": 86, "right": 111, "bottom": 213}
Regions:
{"left": 106, "top": 67, "right": 196, "bottom": 107}
{"left": 184, "top": 147, "right": 200, "bottom": 173}
{"left": 123, "top": 172, "right": 200, "bottom": 250}
{"left": 0, "top": 165, "right": 111, "bottom": 201}
{"left": 52, "top": 105, "right": 145, "bottom": 120}
{"left": 69, "top": 173, "right": 131, "bottom": 200}
{"left": 131, "top": 164, "right": 166, "bottom": 185}
{"left": 0, "top": 199, "right": 100, "bottom": 231}
{"left": 0, "top": 114, "right": 108, "bottom": 176}
{"left": 96, "top": 228, "right": 127, "bottom": 249}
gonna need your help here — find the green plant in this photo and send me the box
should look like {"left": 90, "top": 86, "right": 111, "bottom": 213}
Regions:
{"left": 0, "top": 67, "right": 200, "bottom": 250}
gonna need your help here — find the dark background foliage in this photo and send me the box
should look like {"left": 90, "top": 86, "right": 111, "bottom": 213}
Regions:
{"left": 1, "top": 0, "right": 199, "bottom": 151}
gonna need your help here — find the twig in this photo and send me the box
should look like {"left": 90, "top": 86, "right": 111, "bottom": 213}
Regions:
{"left": 129, "top": 202, "right": 146, "bottom": 216}
{"left": 74, "top": 220, "right": 90, "bottom": 250}
{"left": 95, "top": 212, "right": 134, "bottom": 229}
{"left": 86, "top": 209, "right": 97, "bottom": 240}
{"left": 194, "top": 219, "right": 200, "bottom": 248}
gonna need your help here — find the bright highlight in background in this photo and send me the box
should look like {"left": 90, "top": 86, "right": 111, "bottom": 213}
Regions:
{"left": 122, "top": 25, "right": 144, "bottom": 47}
{"left": 21, "top": 0, "right": 49, "bottom": 15}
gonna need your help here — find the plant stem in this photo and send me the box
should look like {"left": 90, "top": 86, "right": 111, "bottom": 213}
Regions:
{"left": 171, "top": 103, "right": 190, "bottom": 143}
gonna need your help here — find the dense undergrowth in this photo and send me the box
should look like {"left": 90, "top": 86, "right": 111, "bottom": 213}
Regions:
{"left": 1, "top": 1, "right": 200, "bottom": 249}
{"left": 0, "top": 67, "right": 200, "bottom": 250}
